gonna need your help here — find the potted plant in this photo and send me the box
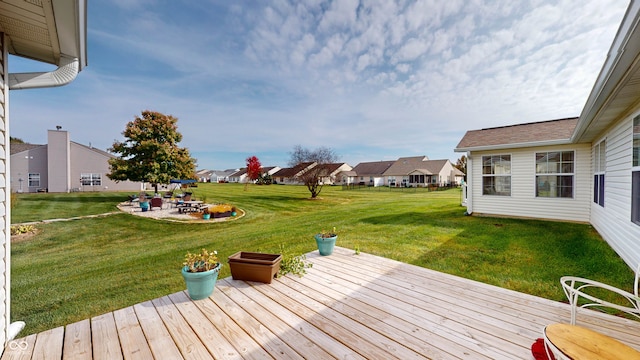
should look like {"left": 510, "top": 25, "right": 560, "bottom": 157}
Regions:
{"left": 181, "top": 248, "right": 222, "bottom": 300}
{"left": 202, "top": 207, "right": 211, "bottom": 220}
{"left": 228, "top": 251, "right": 282, "bottom": 284}
{"left": 314, "top": 227, "right": 337, "bottom": 256}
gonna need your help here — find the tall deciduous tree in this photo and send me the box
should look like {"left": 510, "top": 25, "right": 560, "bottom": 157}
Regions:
{"left": 245, "top": 156, "right": 262, "bottom": 190}
{"left": 107, "top": 110, "right": 196, "bottom": 193}
{"left": 288, "top": 145, "right": 338, "bottom": 198}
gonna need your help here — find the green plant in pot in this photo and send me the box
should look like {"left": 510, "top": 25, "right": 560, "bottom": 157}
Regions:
{"left": 314, "top": 227, "right": 337, "bottom": 256}
{"left": 181, "top": 248, "right": 221, "bottom": 300}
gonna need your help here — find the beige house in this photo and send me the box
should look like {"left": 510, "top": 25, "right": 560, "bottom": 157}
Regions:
{"left": 455, "top": 1, "right": 640, "bottom": 269}
{"left": 382, "top": 156, "right": 464, "bottom": 188}
{"left": 0, "top": 0, "right": 88, "bottom": 347}
{"left": 11, "top": 129, "right": 142, "bottom": 193}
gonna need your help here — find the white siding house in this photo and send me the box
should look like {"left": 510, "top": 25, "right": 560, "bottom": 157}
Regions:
{"left": 466, "top": 143, "right": 591, "bottom": 223}
{"left": 456, "top": 1, "right": 640, "bottom": 269}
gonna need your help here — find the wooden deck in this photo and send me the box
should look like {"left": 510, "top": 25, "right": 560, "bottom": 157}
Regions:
{"left": 3, "top": 247, "right": 640, "bottom": 359}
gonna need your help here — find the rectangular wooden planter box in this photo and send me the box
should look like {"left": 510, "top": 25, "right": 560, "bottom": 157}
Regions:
{"left": 228, "top": 252, "right": 282, "bottom": 284}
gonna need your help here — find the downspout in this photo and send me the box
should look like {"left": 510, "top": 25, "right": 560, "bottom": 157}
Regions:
{"left": 7, "top": 54, "right": 79, "bottom": 90}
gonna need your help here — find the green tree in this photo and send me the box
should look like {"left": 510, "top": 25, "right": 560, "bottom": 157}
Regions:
{"left": 107, "top": 110, "right": 196, "bottom": 193}
{"left": 455, "top": 155, "right": 467, "bottom": 181}
{"left": 288, "top": 145, "right": 338, "bottom": 198}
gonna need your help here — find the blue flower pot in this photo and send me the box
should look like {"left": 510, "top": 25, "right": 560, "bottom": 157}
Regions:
{"left": 314, "top": 234, "right": 337, "bottom": 256}
{"left": 181, "top": 263, "right": 221, "bottom": 300}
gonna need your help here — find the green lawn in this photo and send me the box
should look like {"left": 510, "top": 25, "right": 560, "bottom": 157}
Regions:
{"left": 10, "top": 183, "right": 633, "bottom": 335}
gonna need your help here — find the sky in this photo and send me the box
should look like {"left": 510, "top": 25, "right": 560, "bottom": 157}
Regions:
{"left": 8, "top": 0, "right": 629, "bottom": 171}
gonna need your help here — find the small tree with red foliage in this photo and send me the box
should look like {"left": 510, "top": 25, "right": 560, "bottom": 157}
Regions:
{"left": 245, "top": 156, "right": 262, "bottom": 189}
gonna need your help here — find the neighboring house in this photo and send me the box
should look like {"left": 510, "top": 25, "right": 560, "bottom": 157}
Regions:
{"left": 272, "top": 162, "right": 316, "bottom": 184}
{"left": 455, "top": 1, "right": 640, "bottom": 269}
{"left": 1, "top": 0, "right": 88, "bottom": 346}
{"left": 382, "top": 156, "right": 462, "bottom": 187}
{"left": 196, "top": 169, "right": 213, "bottom": 182}
{"left": 261, "top": 166, "right": 281, "bottom": 177}
{"left": 11, "top": 130, "right": 142, "bottom": 193}
{"left": 351, "top": 160, "right": 395, "bottom": 186}
{"left": 316, "top": 163, "right": 353, "bottom": 185}
{"left": 228, "top": 168, "right": 247, "bottom": 183}
{"left": 336, "top": 169, "right": 357, "bottom": 185}
{"left": 209, "top": 169, "right": 237, "bottom": 183}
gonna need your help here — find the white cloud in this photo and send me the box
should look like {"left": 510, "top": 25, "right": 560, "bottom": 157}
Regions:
{"left": 7, "top": 0, "right": 630, "bottom": 169}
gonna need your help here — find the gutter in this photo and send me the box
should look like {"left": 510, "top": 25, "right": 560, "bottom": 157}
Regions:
{"left": 454, "top": 138, "right": 572, "bottom": 153}
{"left": 8, "top": 54, "right": 79, "bottom": 90}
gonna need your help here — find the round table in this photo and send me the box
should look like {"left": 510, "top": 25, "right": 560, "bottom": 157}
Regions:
{"left": 544, "top": 323, "right": 640, "bottom": 360}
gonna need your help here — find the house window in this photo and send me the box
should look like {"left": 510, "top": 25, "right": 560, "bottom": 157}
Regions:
{"left": 536, "top": 151, "right": 574, "bottom": 198}
{"left": 81, "top": 173, "right": 102, "bottom": 186}
{"left": 632, "top": 116, "right": 640, "bottom": 225}
{"left": 28, "top": 173, "right": 40, "bottom": 187}
{"left": 409, "top": 174, "right": 426, "bottom": 183}
{"left": 594, "top": 140, "right": 605, "bottom": 207}
{"left": 482, "top": 155, "right": 511, "bottom": 196}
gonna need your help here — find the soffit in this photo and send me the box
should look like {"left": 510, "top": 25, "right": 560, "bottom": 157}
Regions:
{"left": 0, "top": 0, "right": 86, "bottom": 69}
{"left": 0, "top": 0, "right": 59, "bottom": 64}
{"left": 577, "top": 62, "right": 640, "bottom": 142}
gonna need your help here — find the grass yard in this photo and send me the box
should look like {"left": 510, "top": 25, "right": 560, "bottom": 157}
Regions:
{"left": 11, "top": 183, "right": 634, "bottom": 335}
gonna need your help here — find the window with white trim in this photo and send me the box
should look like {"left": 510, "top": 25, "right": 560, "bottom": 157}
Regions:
{"left": 535, "top": 151, "right": 574, "bottom": 198}
{"left": 594, "top": 140, "right": 605, "bottom": 207}
{"left": 632, "top": 116, "right": 640, "bottom": 225}
{"left": 28, "top": 173, "right": 40, "bottom": 187}
{"left": 482, "top": 155, "right": 511, "bottom": 196}
{"left": 81, "top": 173, "right": 102, "bottom": 186}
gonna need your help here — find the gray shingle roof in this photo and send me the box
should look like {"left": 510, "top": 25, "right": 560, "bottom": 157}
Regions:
{"left": 351, "top": 161, "right": 395, "bottom": 176}
{"left": 10, "top": 143, "right": 44, "bottom": 155}
{"left": 383, "top": 156, "right": 430, "bottom": 176}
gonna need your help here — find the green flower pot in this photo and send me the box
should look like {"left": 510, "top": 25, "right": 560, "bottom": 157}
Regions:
{"left": 181, "top": 263, "right": 221, "bottom": 300}
{"left": 314, "top": 234, "right": 337, "bottom": 256}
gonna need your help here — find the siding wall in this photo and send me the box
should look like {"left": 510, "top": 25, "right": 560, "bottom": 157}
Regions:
{"left": 469, "top": 143, "right": 592, "bottom": 222}
{"left": 69, "top": 143, "right": 140, "bottom": 192}
{"left": 591, "top": 109, "right": 640, "bottom": 268}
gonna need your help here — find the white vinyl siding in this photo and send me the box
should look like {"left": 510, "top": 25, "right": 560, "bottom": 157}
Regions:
{"left": 470, "top": 144, "right": 591, "bottom": 222}
{"left": 591, "top": 111, "right": 640, "bottom": 269}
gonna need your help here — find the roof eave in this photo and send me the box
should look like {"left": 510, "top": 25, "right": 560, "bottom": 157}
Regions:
{"left": 454, "top": 138, "right": 572, "bottom": 153}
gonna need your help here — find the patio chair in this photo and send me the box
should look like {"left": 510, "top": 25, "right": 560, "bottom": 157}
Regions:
{"left": 150, "top": 197, "right": 163, "bottom": 210}
{"left": 560, "top": 264, "right": 640, "bottom": 325}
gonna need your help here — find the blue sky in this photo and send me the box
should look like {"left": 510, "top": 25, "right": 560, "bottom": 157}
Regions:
{"left": 8, "top": 0, "right": 628, "bottom": 170}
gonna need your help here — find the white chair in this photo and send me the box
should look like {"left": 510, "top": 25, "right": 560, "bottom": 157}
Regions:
{"left": 560, "top": 264, "right": 640, "bottom": 325}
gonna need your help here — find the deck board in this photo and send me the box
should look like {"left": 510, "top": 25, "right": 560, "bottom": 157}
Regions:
{"left": 3, "top": 247, "right": 640, "bottom": 359}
